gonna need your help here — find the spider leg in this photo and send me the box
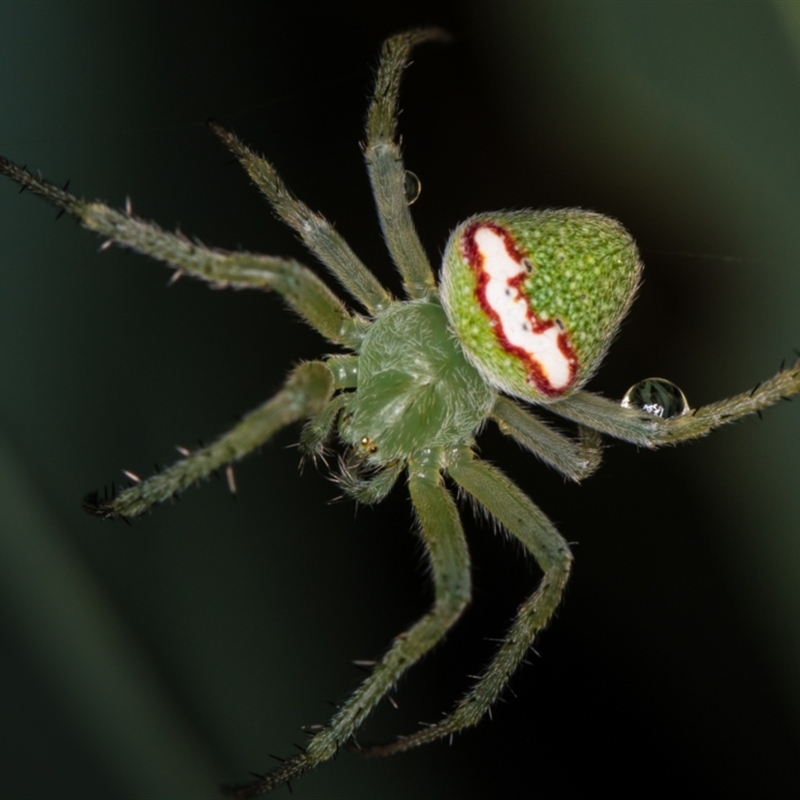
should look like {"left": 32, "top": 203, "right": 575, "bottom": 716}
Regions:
{"left": 361, "top": 445, "right": 572, "bottom": 757}
{"left": 491, "top": 395, "right": 602, "bottom": 481}
{"left": 223, "top": 451, "right": 471, "bottom": 797}
{"left": 84, "top": 361, "right": 334, "bottom": 519}
{"left": 364, "top": 28, "right": 448, "bottom": 300}
{"left": 0, "top": 156, "right": 362, "bottom": 348}
{"left": 208, "top": 121, "right": 391, "bottom": 315}
{"left": 550, "top": 358, "right": 800, "bottom": 447}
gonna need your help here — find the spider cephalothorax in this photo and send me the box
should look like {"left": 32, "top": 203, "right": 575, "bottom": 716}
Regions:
{"left": 1, "top": 28, "right": 798, "bottom": 798}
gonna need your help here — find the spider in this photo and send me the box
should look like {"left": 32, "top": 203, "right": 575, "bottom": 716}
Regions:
{"left": 1, "top": 27, "right": 799, "bottom": 798}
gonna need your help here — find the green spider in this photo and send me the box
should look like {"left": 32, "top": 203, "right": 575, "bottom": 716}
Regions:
{"left": 2, "top": 28, "right": 799, "bottom": 797}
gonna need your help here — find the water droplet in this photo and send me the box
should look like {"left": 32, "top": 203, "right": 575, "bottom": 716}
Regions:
{"left": 621, "top": 378, "right": 689, "bottom": 419}
{"left": 403, "top": 171, "right": 421, "bottom": 205}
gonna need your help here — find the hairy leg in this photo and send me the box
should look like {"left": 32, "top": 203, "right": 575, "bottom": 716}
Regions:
{"left": 551, "top": 359, "right": 800, "bottom": 446}
{"left": 363, "top": 28, "right": 447, "bottom": 300}
{"left": 491, "top": 395, "right": 602, "bottom": 481}
{"left": 0, "top": 156, "right": 362, "bottom": 347}
{"left": 223, "top": 450, "right": 471, "bottom": 797}
{"left": 85, "top": 361, "right": 334, "bottom": 519}
{"left": 363, "top": 445, "right": 572, "bottom": 756}
{"left": 209, "top": 121, "right": 391, "bottom": 314}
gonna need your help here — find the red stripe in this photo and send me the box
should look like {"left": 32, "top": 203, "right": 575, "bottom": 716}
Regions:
{"left": 463, "top": 221, "right": 578, "bottom": 397}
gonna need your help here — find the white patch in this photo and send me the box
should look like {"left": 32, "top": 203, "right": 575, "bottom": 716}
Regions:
{"left": 475, "top": 226, "right": 571, "bottom": 389}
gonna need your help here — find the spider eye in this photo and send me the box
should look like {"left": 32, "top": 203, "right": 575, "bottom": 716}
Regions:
{"left": 439, "top": 209, "right": 642, "bottom": 403}
{"left": 360, "top": 436, "right": 379, "bottom": 454}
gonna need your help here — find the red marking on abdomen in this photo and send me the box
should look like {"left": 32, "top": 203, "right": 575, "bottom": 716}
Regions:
{"left": 463, "top": 221, "right": 578, "bottom": 397}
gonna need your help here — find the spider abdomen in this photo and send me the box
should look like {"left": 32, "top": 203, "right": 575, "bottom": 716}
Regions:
{"left": 440, "top": 210, "right": 642, "bottom": 403}
{"left": 339, "top": 300, "right": 495, "bottom": 464}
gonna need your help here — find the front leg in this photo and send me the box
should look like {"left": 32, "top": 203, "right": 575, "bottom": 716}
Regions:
{"left": 363, "top": 28, "right": 447, "bottom": 299}
{"left": 0, "top": 156, "right": 364, "bottom": 348}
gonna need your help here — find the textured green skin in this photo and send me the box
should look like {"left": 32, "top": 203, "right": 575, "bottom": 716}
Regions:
{"left": 440, "top": 209, "right": 642, "bottom": 403}
{"left": 339, "top": 299, "right": 496, "bottom": 464}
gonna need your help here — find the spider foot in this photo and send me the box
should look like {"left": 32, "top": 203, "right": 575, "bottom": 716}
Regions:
{"left": 82, "top": 486, "right": 124, "bottom": 520}
{"left": 220, "top": 751, "right": 319, "bottom": 798}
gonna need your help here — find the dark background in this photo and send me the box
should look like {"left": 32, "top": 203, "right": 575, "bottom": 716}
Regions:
{"left": 2, "top": 2, "right": 800, "bottom": 798}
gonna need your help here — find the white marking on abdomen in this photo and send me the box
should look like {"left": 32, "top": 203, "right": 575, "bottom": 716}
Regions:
{"left": 475, "top": 226, "right": 571, "bottom": 390}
